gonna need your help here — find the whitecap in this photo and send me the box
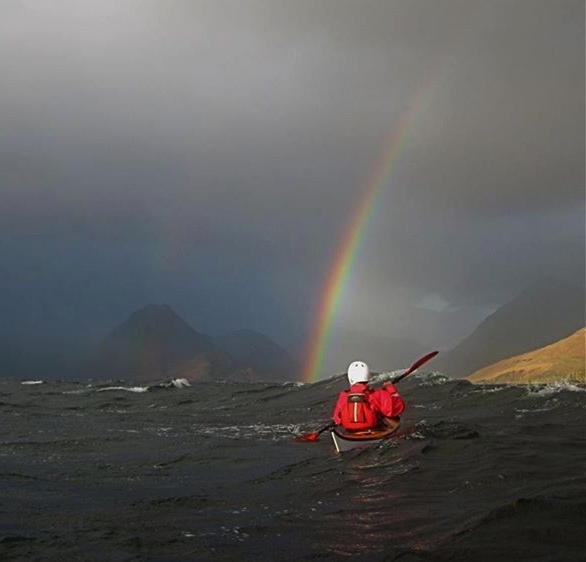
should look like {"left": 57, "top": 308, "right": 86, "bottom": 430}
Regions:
{"left": 192, "top": 422, "right": 299, "bottom": 440}
{"left": 97, "top": 386, "right": 149, "bottom": 393}
{"left": 171, "top": 378, "right": 191, "bottom": 388}
{"left": 475, "top": 385, "right": 507, "bottom": 394}
{"left": 371, "top": 370, "right": 451, "bottom": 386}
{"left": 415, "top": 371, "right": 452, "bottom": 386}
{"left": 20, "top": 380, "right": 44, "bottom": 385}
{"left": 369, "top": 370, "right": 403, "bottom": 384}
{"left": 515, "top": 406, "right": 557, "bottom": 414}
{"left": 525, "top": 381, "right": 586, "bottom": 397}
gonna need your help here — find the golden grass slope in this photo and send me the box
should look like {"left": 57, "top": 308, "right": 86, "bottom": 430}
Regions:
{"left": 468, "top": 328, "right": 585, "bottom": 384}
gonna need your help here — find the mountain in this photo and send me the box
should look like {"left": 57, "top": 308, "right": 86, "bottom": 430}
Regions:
{"left": 214, "top": 330, "right": 298, "bottom": 382}
{"left": 167, "top": 351, "right": 237, "bottom": 381}
{"left": 86, "top": 306, "right": 298, "bottom": 382}
{"left": 435, "top": 279, "right": 585, "bottom": 378}
{"left": 87, "top": 305, "right": 229, "bottom": 380}
{"left": 468, "top": 328, "right": 585, "bottom": 384}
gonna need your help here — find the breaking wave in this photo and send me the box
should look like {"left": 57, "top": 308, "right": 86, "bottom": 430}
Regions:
{"left": 96, "top": 385, "right": 149, "bottom": 393}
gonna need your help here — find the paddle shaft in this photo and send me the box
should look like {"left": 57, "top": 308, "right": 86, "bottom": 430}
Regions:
{"left": 390, "top": 351, "right": 439, "bottom": 385}
{"left": 294, "top": 421, "right": 335, "bottom": 442}
{"left": 315, "top": 421, "right": 336, "bottom": 436}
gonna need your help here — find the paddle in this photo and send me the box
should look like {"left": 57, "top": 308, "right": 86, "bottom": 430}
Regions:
{"left": 294, "top": 421, "right": 335, "bottom": 442}
{"left": 294, "top": 350, "right": 439, "bottom": 443}
{"left": 388, "top": 350, "right": 439, "bottom": 385}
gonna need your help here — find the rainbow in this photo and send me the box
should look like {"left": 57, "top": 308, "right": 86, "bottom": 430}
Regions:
{"left": 301, "top": 77, "right": 437, "bottom": 383}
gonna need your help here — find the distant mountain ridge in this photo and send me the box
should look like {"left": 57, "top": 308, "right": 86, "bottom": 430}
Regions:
{"left": 88, "top": 305, "right": 219, "bottom": 380}
{"left": 435, "top": 280, "right": 585, "bottom": 378}
{"left": 214, "top": 329, "right": 298, "bottom": 381}
{"left": 468, "top": 328, "right": 585, "bottom": 384}
{"left": 86, "top": 305, "right": 295, "bottom": 382}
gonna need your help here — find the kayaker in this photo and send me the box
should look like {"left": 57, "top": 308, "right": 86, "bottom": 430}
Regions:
{"left": 332, "top": 361, "right": 405, "bottom": 433}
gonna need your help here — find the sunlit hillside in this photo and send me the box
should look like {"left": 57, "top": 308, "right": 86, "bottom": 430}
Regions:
{"left": 468, "top": 328, "right": 585, "bottom": 384}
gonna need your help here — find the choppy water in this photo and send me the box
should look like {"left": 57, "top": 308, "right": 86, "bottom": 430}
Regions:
{"left": 1, "top": 371, "right": 585, "bottom": 561}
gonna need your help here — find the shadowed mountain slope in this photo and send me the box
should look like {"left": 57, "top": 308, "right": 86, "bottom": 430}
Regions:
{"left": 214, "top": 329, "right": 298, "bottom": 381}
{"left": 86, "top": 306, "right": 297, "bottom": 382}
{"left": 87, "top": 305, "right": 226, "bottom": 380}
{"left": 435, "top": 280, "right": 585, "bottom": 378}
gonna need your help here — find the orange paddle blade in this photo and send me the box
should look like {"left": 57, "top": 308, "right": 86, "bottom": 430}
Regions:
{"left": 294, "top": 432, "right": 321, "bottom": 442}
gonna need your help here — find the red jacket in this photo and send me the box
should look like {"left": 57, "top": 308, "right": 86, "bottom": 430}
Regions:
{"left": 332, "top": 382, "right": 405, "bottom": 427}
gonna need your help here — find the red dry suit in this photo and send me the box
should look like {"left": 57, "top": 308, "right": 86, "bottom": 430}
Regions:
{"left": 332, "top": 382, "right": 405, "bottom": 431}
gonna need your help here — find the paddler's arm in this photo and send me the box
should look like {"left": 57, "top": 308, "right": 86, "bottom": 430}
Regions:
{"left": 372, "top": 386, "right": 404, "bottom": 433}
{"left": 332, "top": 391, "right": 346, "bottom": 426}
{"left": 383, "top": 383, "right": 406, "bottom": 417}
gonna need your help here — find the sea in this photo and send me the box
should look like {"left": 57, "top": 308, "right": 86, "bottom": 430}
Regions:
{"left": 1, "top": 370, "right": 585, "bottom": 561}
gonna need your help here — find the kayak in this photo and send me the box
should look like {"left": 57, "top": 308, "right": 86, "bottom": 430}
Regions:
{"left": 330, "top": 426, "right": 398, "bottom": 453}
{"left": 330, "top": 425, "right": 417, "bottom": 453}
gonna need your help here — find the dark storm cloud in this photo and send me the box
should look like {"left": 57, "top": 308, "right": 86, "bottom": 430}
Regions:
{"left": 1, "top": 1, "right": 583, "bottom": 370}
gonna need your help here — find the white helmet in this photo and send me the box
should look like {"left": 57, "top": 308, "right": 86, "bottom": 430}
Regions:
{"left": 347, "top": 361, "right": 370, "bottom": 385}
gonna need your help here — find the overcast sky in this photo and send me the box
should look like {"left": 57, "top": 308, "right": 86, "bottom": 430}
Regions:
{"left": 1, "top": 0, "right": 584, "bottom": 375}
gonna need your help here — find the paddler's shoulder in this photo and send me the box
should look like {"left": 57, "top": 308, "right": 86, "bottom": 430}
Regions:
{"left": 381, "top": 382, "right": 400, "bottom": 395}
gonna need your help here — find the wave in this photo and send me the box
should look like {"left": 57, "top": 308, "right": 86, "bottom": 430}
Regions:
{"left": 62, "top": 388, "right": 92, "bottom": 395}
{"left": 94, "top": 378, "right": 196, "bottom": 393}
{"left": 59, "top": 378, "right": 194, "bottom": 395}
{"left": 191, "top": 423, "right": 301, "bottom": 441}
{"left": 524, "top": 381, "right": 586, "bottom": 397}
{"left": 150, "top": 378, "right": 192, "bottom": 389}
{"left": 370, "top": 370, "right": 451, "bottom": 386}
{"left": 96, "top": 386, "right": 149, "bottom": 393}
